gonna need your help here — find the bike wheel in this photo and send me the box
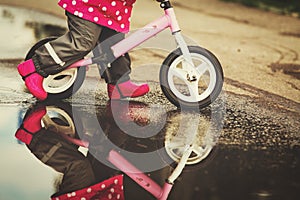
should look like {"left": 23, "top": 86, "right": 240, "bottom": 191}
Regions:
{"left": 25, "top": 37, "right": 86, "bottom": 100}
{"left": 41, "top": 102, "right": 85, "bottom": 147}
{"left": 160, "top": 46, "right": 223, "bottom": 109}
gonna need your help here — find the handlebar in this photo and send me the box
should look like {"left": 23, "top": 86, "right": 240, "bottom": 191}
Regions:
{"left": 155, "top": 0, "right": 172, "bottom": 10}
{"left": 156, "top": 0, "right": 169, "bottom": 2}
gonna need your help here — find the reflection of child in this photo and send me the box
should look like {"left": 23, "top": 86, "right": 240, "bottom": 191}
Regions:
{"left": 17, "top": 0, "right": 149, "bottom": 100}
{"left": 15, "top": 105, "right": 125, "bottom": 200}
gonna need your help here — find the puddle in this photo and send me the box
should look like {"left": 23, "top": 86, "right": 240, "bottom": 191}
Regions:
{"left": 280, "top": 32, "right": 300, "bottom": 38}
{"left": 0, "top": 105, "right": 57, "bottom": 199}
{"left": 269, "top": 63, "right": 300, "bottom": 80}
{"left": 0, "top": 101, "right": 299, "bottom": 199}
{"left": 0, "top": 5, "right": 66, "bottom": 59}
{"left": 0, "top": 101, "right": 221, "bottom": 199}
{"left": 167, "top": 145, "right": 300, "bottom": 200}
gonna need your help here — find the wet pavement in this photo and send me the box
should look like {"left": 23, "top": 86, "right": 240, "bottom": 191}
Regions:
{"left": 1, "top": 91, "right": 299, "bottom": 200}
{"left": 1, "top": 4, "right": 300, "bottom": 200}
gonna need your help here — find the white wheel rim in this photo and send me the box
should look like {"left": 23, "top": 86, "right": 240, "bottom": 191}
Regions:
{"left": 167, "top": 53, "right": 217, "bottom": 102}
{"left": 42, "top": 106, "right": 75, "bottom": 136}
{"left": 165, "top": 139, "right": 213, "bottom": 165}
{"left": 43, "top": 68, "right": 78, "bottom": 94}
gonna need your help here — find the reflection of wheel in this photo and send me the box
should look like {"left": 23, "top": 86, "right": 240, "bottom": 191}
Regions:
{"left": 25, "top": 37, "right": 86, "bottom": 100}
{"left": 157, "top": 110, "right": 218, "bottom": 168}
{"left": 165, "top": 141, "right": 213, "bottom": 165}
{"left": 160, "top": 46, "right": 223, "bottom": 109}
{"left": 42, "top": 106, "right": 75, "bottom": 137}
{"left": 41, "top": 102, "right": 83, "bottom": 139}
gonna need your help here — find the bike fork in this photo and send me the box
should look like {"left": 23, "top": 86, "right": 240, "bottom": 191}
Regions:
{"left": 173, "top": 32, "right": 198, "bottom": 82}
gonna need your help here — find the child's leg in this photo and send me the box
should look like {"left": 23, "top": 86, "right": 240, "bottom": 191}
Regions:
{"left": 17, "top": 12, "right": 103, "bottom": 100}
{"left": 94, "top": 27, "right": 131, "bottom": 84}
{"left": 33, "top": 12, "right": 102, "bottom": 76}
{"left": 94, "top": 27, "right": 150, "bottom": 99}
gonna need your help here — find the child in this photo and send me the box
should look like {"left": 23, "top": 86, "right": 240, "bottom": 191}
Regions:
{"left": 17, "top": 0, "right": 149, "bottom": 100}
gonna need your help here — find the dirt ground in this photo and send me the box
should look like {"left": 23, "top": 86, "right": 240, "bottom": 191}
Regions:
{"left": 1, "top": 0, "right": 300, "bottom": 107}
{"left": 138, "top": 0, "right": 300, "bottom": 109}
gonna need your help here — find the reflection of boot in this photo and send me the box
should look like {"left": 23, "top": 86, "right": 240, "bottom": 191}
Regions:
{"left": 107, "top": 80, "right": 149, "bottom": 99}
{"left": 108, "top": 100, "right": 150, "bottom": 126}
{"left": 17, "top": 59, "right": 47, "bottom": 100}
{"left": 15, "top": 106, "right": 46, "bottom": 145}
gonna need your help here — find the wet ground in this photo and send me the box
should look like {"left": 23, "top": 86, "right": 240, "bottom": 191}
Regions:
{"left": 1, "top": 3, "right": 300, "bottom": 200}
{"left": 1, "top": 84, "right": 299, "bottom": 200}
{"left": 1, "top": 60, "right": 299, "bottom": 200}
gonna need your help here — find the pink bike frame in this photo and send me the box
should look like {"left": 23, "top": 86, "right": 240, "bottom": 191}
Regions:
{"left": 111, "top": 8, "right": 180, "bottom": 59}
{"left": 107, "top": 143, "right": 194, "bottom": 200}
{"left": 64, "top": 138, "right": 174, "bottom": 200}
{"left": 67, "top": 7, "right": 182, "bottom": 69}
{"left": 108, "top": 149, "right": 173, "bottom": 200}
{"left": 65, "top": 139, "right": 176, "bottom": 200}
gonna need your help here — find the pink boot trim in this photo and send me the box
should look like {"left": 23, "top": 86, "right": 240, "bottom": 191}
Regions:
{"left": 108, "top": 80, "right": 150, "bottom": 99}
{"left": 17, "top": 59, "right": 47, "bottom": 100}
{"left": 17, "top": 59, "right": 36, "bottom": 77}
{"left": 15, "top": 106, "right": 46, "bottom": 145}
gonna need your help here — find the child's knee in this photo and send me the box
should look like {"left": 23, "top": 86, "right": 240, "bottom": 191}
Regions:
{"left": 75, "top": 35, "right": 98, "bottom": 53}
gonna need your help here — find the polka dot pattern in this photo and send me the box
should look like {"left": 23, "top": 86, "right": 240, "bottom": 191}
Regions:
{"left": 51, "top": 175, "right": 124, "bottom": 200}
{"left": 58, "top": 0, "right": 136, "bottom": 33}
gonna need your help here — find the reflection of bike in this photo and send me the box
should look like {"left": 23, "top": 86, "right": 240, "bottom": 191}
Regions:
{"left": 25, "top": 0, "right": 223, "bottom": 109}
{"left": 25, "top": 100, "right": 217, "bottom": 200}
{"left": 161, "top": 111, "right": 217, "bottom": 166}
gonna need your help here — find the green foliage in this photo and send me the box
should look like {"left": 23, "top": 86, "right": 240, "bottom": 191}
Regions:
{"left": 220, "top": 0, "right": 300, "bottom": 17}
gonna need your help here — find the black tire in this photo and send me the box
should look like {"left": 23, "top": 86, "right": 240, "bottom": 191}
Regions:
{"left": 25, "top": 37, "right": 86, "bottom": 100}
{"left": 160, "top": 46, "right": 223, "bottom": 110}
